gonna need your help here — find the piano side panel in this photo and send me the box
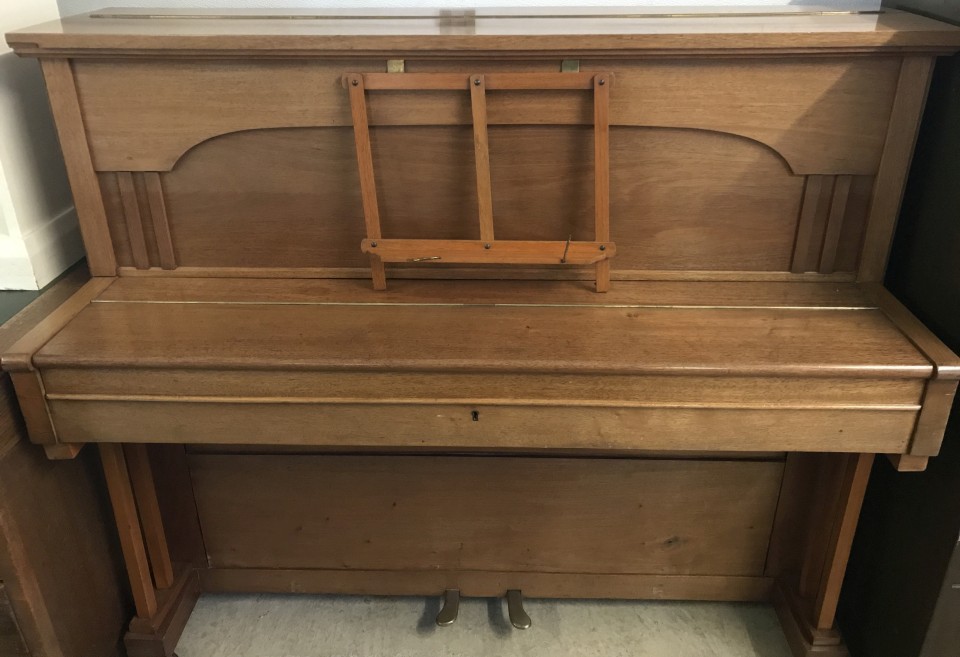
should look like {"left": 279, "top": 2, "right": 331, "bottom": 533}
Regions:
{"left": 188, "top": 454, "right": 783, "bottom": 577}
{"left": 99, "top": 126, "right": 869, "bottom": 274}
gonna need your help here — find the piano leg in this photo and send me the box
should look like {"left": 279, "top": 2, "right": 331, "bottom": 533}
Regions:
{"left": 771, "top": 452, "right": 874, "bottom": 657}
{"left": 99, "top": 443, "right": 200, "bottom": 657}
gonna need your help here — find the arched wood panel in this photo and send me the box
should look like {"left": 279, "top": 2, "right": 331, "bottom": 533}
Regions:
{"left": 98, "top": 125, "right": 866, "bottom": 273}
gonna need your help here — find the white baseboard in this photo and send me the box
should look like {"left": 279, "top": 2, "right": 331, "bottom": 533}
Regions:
{"left": 0, "top": 235, "right": 41, "bottom": 290}
{"left": 0, "top": 205, "right": 84, "bottom": 290}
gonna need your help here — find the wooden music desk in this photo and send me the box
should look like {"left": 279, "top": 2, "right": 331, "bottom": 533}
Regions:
{"left": 5, "top": 7, "right": 960, "bottom": 656}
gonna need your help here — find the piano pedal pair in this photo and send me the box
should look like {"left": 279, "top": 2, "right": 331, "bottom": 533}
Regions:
{"left": 435, "top": 589, "right": 532, "bottom": 630}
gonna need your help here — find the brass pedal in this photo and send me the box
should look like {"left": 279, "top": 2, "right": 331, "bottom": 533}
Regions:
{"left": 506, "top": 590, "right": 532, "bottom": 629}
{"left": 436, "top": 589, "right": 460, "bottom": 626}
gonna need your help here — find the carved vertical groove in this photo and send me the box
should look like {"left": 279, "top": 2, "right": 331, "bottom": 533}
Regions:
{"left": 116, "top": 172, "right": 150, "bottom": 270}
{"left": 819, "top": 175, "right": 852, "bottom": 274}
{"left": 144, "top": 173, "right": 177, "bottom": 270}
{"left": 792, "top": 174, "right": 854, "bottom": 274}
{"left": 792, "top": 175, "right": 828, "bottom": 273}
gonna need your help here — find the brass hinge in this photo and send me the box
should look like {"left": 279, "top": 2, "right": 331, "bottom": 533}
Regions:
{"left": 386, "top": 59, "right": 405, "bottom": 73}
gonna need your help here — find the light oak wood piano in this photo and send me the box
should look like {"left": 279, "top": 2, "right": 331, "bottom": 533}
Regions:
{"left": 5, "top": 7, "right": 960, "bottom": 656}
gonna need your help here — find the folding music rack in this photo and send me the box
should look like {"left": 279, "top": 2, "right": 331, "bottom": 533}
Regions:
{"left": 344, "top": 71, "right": 617, "bottom": 292}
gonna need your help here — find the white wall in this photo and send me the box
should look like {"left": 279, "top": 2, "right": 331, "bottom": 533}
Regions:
{"left": 0, "top": 1, "right": 83, "bottom": 289}
{"left": 58, "top": 1, "right": 882, "bottom": 17}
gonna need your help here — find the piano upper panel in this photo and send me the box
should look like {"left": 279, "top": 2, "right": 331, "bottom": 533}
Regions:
{"left": 71, "top": 57, "right": 900, "bottom": 174}
{"left": 6, "top": 9, "right": 956, "bottom": 281}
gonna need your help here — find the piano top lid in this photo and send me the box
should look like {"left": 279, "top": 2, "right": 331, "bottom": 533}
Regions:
{"left": 7, "top": 6, "right": 960, "bottom": 57}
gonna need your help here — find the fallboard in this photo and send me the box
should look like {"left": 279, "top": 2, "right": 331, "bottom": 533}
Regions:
{"left": 4, "top": 278, "right": 956, "bottom": 463}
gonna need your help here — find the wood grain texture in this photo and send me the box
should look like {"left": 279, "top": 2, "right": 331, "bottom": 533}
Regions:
{"left": 99, "top": 443, "right": 157, "bottom": 619}
{"left": 49, "top": 398, "right": 917, "bottom": 454}
{"left": 113, "top": 267, "right": 858, "bottom": 282}
{"left": 191, "top": 454, "right": 782, "bottom": 575}
{"left": 469, "top": 75, "right": 495, "bottom": 242}
{"left": 124, "top": 568, "right": 199, "bottom": 657}
{"left": 908, "top": 379, "right": 959, "bottom": 457}
{"left": 148, "top": 446, "right": 207, "bottom": 570}
{"left": 71, "top": 58, "right": 900, "bottom": 175}
{"left": 886, "top": 454, "right": 929, "bottom": 472}
{"left": 362, "top": 71, "right": 598, "bottom": 91}
{"left": 0, "top": 267, "right": 91, "bottom": 356}
{"left": 347, "top": 74, "right": 387, "bottom": 290}
{"left": 865, "top": 283, "right": 960, "bottom": 379}
{"left": 6, "top": 16, "right": 958, "bottom": 657}
{"left": 352, "top": 71, "right": 614, "bottom": 288}
{"left": 116, "top": 172, "right": 150, "bottom": 270}
{"left": 2, "top": 277, "right": 115, "bottom": 373}
{"left": 764, "top": 454, "right": 819, "bottom": 579}
{"left": 799, "top": 455, "right": 846, "bottom": 601}
{"left": 0, "top": 407, "right": 127, "bottom": 657}
{"left": 50, "top": 398, "right": 919, "bottom": 453}
{"left": 783, "top": 453, "right": 875, "bottom": 640}
{"left": 123, "top": 444, "right": 174, "bottom": 590}
{"left": 33, "top": 302, "right": 930, "bottom": 377}
{"left": 201, "top": 568, "right": 774, "bottom": 601}
{"left": 94, "top": 277, "right": 874, "bottom": 306}
{"left": 593, "top": 74, "right": 611, "bottom": 292}
{"left": 859, "top": 56, "right": 936, "bottom": 282}
{"left": 0, "top": 272, "right": 129, "bottom": 657}
{"left": 7, "top": 372, "right": 56, "bottom": 446}
{"left": 772, "top": 452, "right": 876, "bottom": 653}
{"left": 41, "top": 369, "right": 922, "bottom": 407}
{"left": 819, "top": 175, "right": 853, "bottom": 274}
{"left": 144, "top": 173, "right": 177, "bottom": 270}
{"left": 361, "top": 238, "right": 614, "bottom": 264}
{"left": 39, "top": 60, "right": 117, "bottom": 276}
{"left": 834, "top": 175, "right": 875, "bottom": 273}
{"left": 8, "top": 9, "right": 960, "bottom": 58}
{"left": 813, "top": 453, "right": 874, "bottom": 630}
{"left": 773, "top": 582, "right": 848, "bottom": 657}
{"left": 792, "top": 175, "right": 831, "bottom": 274}
{"left": 101, "top": 126, "right": 809, "bottom": 274}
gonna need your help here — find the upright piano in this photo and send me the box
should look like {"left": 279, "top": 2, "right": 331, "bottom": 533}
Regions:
{"left": 5, "top": 7, "right": 960, "bottom": 657}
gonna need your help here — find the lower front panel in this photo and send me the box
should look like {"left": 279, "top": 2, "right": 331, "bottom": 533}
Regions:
{"left": 189, "top": 453, "right": 784, "bottom": 599}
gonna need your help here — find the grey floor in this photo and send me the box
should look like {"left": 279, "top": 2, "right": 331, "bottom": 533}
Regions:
{"left": 177, "top": 595, "right": 793, "bottom": 657}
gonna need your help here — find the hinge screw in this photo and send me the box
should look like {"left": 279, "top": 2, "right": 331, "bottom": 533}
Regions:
{"left": 599, "top": 244, "right": 606, "bottom": 251}
{"left": 352, "top": 79, "right": 359, "bottom": 86}
{"left": 598, "top": 78, "right": 606, "bottom": 85}
{"left": 371, "top": 241, "right": 378, "bottom": 247}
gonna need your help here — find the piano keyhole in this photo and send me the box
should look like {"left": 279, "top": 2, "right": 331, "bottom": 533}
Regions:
{"left": 471, "top": 410, "right": 480, "bottom": 422}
